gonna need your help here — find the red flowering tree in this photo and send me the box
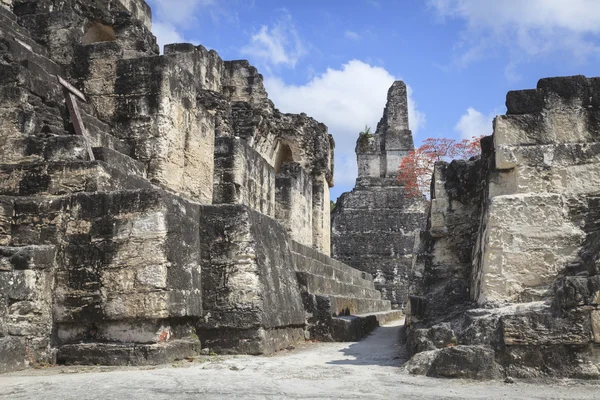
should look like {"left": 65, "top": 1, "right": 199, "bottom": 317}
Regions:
{"left": 398, "top": 136, "right": 482, "bottom": 198}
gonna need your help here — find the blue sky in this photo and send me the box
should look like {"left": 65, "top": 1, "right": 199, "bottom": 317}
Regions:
{"left": 146, "top": 0, "right": 600, "bottom": 200}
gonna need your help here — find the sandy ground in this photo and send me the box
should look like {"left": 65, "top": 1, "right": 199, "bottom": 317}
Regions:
{"left": 1, "top": 320, "right": 599, "bottom": 399}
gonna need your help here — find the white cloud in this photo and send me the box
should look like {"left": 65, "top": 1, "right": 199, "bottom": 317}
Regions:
{"left": 241, "top": 13, "right": 306, "bottom": 69}
{"left": 148, "top": 0, "right": 220, "bottom": 53}
{"left": 345, "top": 30, "right": 361, "bottom": 40}
{"left": 429, "top": 0, "right": 600, "bottom": 69}
{"left": 454, "top": 107, "right": 494, "bottom": 139}
{"left": 151, "top": 0, "right": 214, "bottom": 26}
{"left": 265, "top": 60, "right": 425, "bottom": 187}
{"left": 152, "top": 22, "right": 185, "bottom": 53}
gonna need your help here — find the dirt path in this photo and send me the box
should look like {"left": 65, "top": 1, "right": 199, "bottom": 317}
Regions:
{"left": 1, "top": 320, "right": 599, "bottom": 399}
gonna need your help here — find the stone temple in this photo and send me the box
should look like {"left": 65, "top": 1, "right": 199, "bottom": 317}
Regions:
{"left": 1, "top": 0, "right": 600, "bottom": 382}
{"left": 0, "top": 0, "right": 399, "bottom": 372}
{"left": 332, "top": 82, "right": 428, "bottom": 309}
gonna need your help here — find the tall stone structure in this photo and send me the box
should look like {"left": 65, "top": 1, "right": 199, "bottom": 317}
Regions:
{"left": 331, "top": 82, "right": 428, "bottom": 309}
{"left": 0, "top": 0, "right": 399, "bottom": 373}
{"left": 405, "top": 76, "right": 600, "bottom": 380}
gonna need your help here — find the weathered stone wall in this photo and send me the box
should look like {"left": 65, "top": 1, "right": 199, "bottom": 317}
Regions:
{"left": 221, "top": 60, "right": 334, "bottom": 251}
{"left": 332, "top": 81, "right": 428, "bottom": 309}
{"left": 213, "top": 136, "right": 275, "bottom": 217}
{"left": 405, "top": 76, "right": 600, "bottom": 380}
{"left": 474, "top": 76, "right": 600, "bottom": 305}
{"left": 115, "top": 0, "right": 152, "bottom": 31}
{"left": 2, "top": 189, "right": 203, "bottom": 365}
{"left": 112, "top": 45, "right": 221, "bottom": 204}
{"left": 0, "top": 244, "right": 55, "bottom": 372}
{"left": 276, "top": 162, "right": 314, "bottom": 247}
{"left": 12, "top": 0, "right": 158, "bottom": 68}
{"left": 312, "top": 174, "right": 331, "bottom": 255}
{"left": 198, "top": 205, "right": 306, "bottom": 354}
{"left": 407, "top": 145, "right": 491, "bottom": 326}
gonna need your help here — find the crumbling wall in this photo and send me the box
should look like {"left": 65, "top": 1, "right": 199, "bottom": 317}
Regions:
{"left": 221, "top": 61, "right": 334, "bottom": 253}
{"left": 198, "top": 205, "right": 306, "bottom": 354}
{"left": 275, "top": 162, "right": 313, "bottom": 246}
{"left": 0, "top": 243, "right": 55, "bottom": 372}
{"left": 2, "top": 189, "right": 203, "bottom": 366}
{"left": 405, "top": 75, "right": 600, "bottom": 380}
{"left": 213, "top": 136, "right": 275, "bottom": 217}
{"left": 112, "top": 45, "right": 221, "bottom": 204}
{"left": 13, "top": 0, "right": 158, "bottom": 71}
{"left": 332, "top": 81, "right": 428, "bottom": 308}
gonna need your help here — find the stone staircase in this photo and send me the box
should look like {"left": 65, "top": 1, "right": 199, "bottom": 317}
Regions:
{"left": 291, "top": 242, "right": 402, "bottom": 341}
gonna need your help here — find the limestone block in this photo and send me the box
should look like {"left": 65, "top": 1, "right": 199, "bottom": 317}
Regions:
{"left": 479, "top": 194, "right": 585, "bottom": 303}
{"left": 502, "top": 310, "right": 591, "bottom": 346}
{"left": 356, "top": 153, "right": 382, "bottom": 179}
{"left": 114, "top": 47, "right": 221, "bottom": 204}
{"left": 275, "top": 162, "right": 313, "bottom": 247}
{"left": 198, "top": 204, "right": 305, "bottom": 337}
{"left": 311, "top": 174, "right": 331, "bottom": 255}
{"left": 592, "top": 311, "right": 600, "bottom": 343}
{"left": 495, "top": 145, "right": 518, "bottom": 170}
{"left": 114, "top": 0, "right": 152, "bottom": 31}
{"left": 212, "top": 137, "right": 275, "bottom": 217}
{"left": 405, "top": 345, "right": 502, "bottom": 380}
{"left": 9, "top": 189, "right": 201, "bottom": 349}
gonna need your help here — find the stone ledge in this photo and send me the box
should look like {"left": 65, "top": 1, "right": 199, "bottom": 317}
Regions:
{"left": 56, "top": 339, "right": 200, "bottom": 366}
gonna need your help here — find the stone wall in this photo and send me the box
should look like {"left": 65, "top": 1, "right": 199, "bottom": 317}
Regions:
{"left": 405, "top": 76, "right": 600, "bottom": 380}
{"left": 115, "top": 0, "right": 152, "bottom": 31}
{"left": 2, "top": 189, "right": 203, "bottom": 366}
{"left": 0, "top": 244, "right": 55, "bottom": 372}
{"left": 276, "top": 162, "right": 314, "bottom": 247}
{"left": 332, "top": 81, "right": 428, "bottom": 308}
{"left": 113, "top": 46, "right": 220, "bottom": 204}
{"left": 213, "top": 136, "right": 275, "bottom": 217}
{"left": 198, "top": 205, "right": 306, "bottom": 354}
{"left": 13, "top": 0, "right": 158, "bottom": 72}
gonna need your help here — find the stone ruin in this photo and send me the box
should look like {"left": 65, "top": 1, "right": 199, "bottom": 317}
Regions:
{"left": 0, "top": 0, "right": 400, "bottom": 372}
{"left": 1, "top": 0, "right": 600, "bottom": 383}
{"left": 331, "top": 82, "right": 428, "bottom": 309}
{"left": 405, "top": 75, "right": 600, "bottom": 379}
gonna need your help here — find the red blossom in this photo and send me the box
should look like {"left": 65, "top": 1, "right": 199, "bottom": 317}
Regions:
{"left": 398, "top": 136, "right": 483, "bottom": 198}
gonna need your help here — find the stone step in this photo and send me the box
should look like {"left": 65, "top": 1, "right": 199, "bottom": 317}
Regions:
{"left": 56, "top": 339, "right": 200, "bottom": 366}
{"left": 328, "top": 295, "right": 392, "bottom": 316}
{"left": 0, "top": 160, "right": 153, "bottom": 197}
{"left": 331, "top": 310, "right": 403, "bottom": 342}
{"left": 80, "top": 110, "right": 132, "bottom": 156}
{"left": 297, "top": 272, "right": 382, "bottom": 300}
{"left": 290, "top": 240, "right": 373, "bottom": 281}
{"left": 0, "top": 6, "right": 53, "bottom": 61}
{"left": 92, "top": 147, "right": 146, "bottom": 177}
{"left": 292, "top": 252, "right": 376, "bottom": 290}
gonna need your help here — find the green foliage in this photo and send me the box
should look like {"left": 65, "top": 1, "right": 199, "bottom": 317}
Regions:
{"left": 359, "top": 125, "right": 372, "bottom": 137}
{"left": 330, "top": 200, "right": 336, "bottom": 212}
